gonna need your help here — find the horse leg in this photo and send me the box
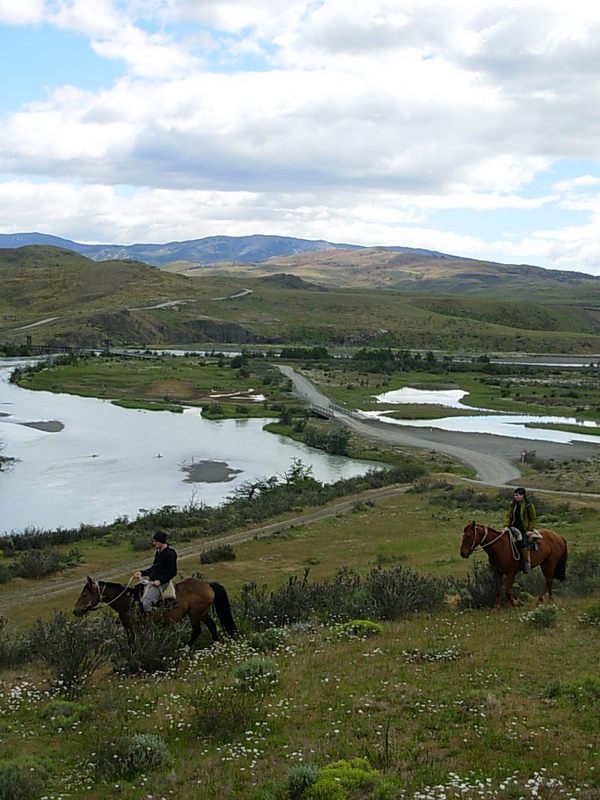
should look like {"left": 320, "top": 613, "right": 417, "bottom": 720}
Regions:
{"left": 505, "top": 570, "right": 519, "bottom": 607}
{"left": 537, "top": 563, "right": 553, "bottom": 604}
{"left": 203, "top": 614, "right": 219, "bottom": 642}
{"left": 493, "top": 572, "right": 503, "bottom": 609}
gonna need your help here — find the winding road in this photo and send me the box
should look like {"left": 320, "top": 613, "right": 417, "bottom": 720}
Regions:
{"left": 278, "top": 365, "right": 600, "bottom": 486}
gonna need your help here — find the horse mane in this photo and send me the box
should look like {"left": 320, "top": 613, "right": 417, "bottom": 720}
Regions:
{"left": 98, "top": 579, "right": 136, "bottom": 595}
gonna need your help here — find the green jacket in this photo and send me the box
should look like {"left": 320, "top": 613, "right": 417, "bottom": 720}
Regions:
{"left": 505, "top": 499, "right": 536, "bottom": 533}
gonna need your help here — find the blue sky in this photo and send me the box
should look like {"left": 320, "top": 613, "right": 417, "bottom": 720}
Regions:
{"left": 1, "top": 1, "right": 600, "bottom": 274}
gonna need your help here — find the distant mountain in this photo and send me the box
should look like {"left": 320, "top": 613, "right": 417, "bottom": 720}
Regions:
{"left": 0, "top": 232, "right": 367, "bottom": 266}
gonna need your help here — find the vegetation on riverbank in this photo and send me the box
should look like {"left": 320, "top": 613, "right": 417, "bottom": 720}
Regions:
{"left": 1, "top": 482, "right": 599, "bottom": 800}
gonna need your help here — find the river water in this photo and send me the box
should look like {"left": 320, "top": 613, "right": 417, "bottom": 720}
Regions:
{"left": 363, "top": 386, "right": 600, "bottom": 444}
{"left": 0, "top": 359, "right": 378, "bottom": 535}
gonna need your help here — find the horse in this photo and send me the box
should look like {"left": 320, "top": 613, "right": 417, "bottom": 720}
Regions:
{"left": 460, "top": 520, "right": 567, "bottom": 609}
{"left": 73, "top": 576, "right": 237, "bottom": 646}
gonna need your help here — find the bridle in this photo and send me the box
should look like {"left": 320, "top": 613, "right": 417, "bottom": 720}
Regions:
{"left": 82, "top": 577, "right": 135, "bottom": 612}
{"left": 467, "top": 522, "right": 521, "bottom": 560}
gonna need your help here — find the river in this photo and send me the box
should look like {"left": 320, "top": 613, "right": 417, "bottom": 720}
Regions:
{"left": 0, "top": 359, "right": 379, "bottom": 535}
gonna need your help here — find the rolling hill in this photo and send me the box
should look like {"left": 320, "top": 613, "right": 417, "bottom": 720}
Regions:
{"left": 2, "top": 243, "right": 600, "bottom": 353}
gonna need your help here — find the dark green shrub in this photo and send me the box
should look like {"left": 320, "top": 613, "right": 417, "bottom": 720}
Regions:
{"left": 112, "top": 615, "right": 188, "bottom": 674}
{"left": 364, "top": 564, "right": 446, "bottom": 619}
{"left": 14, "top": 548, "right": 60, "bottom": 579}
{"left": 449, "top": 562, "right": 496, "bottom": 609}
{"left": 0, "top": 758, "right": 47, "bottom": 800}
{"left": 0, "top": 562, "right": 11, "bottom": 584}
{"left": 200, "top": 543, "right": 236, "bottom": 564}
{"left": 97, "top": 732, "right": 172, "bottom": 779}
{"left": 234, "top": 656, "right": 279, "bottom": 691}
{"left": 31, "top": 612, "right": 114, "bottom": 698}
{"left": 40, "top": 699, "right": 90, "bottom": 730}
{"left": 286, "top": 764, "right": 320, "bottom": 799}
{"left": 130, "top": 529, "right": 152, "bottom": 551}
{"left": 564, "top": 548, "right": 600, "bottom": 594}
{"left": 0, "top": 617, "right": 34, "bottom": 668}
{"left": 191, "top": 676, "right": 274, "bottom": 742}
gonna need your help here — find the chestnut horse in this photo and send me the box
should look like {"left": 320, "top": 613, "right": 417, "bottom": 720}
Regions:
{"left": 73, "top": 576, "right": 237, "bottom": 646}
{"left": 460, "top": 521, "right": 567, "bottom": 609}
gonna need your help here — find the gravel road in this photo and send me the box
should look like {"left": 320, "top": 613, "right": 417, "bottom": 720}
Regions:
{"left": 278, "top": 365, "right": 600, "bottom": 486}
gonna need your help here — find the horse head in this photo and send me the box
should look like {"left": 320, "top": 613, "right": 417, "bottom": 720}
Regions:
{"left": 460, "top": 520, "right": 479, "bottom": 558}
{"left": 73, "top": 576, "right": 101, "bottom": 616}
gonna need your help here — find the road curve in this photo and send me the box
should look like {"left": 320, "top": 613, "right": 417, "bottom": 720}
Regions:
{"left": 278, "top": 364, "right": 527, "bottom": 486}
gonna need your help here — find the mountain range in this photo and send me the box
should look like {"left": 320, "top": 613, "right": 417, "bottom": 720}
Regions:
{"left": 0, "top": 231, "right": 455, "bottom": 268}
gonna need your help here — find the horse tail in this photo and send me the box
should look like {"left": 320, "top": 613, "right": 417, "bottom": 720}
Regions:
{"left": 210, "top": 582, "right": 237, "bottom": 637}
{"left": 554, "top": 537, "right": 568, "bottom": 581}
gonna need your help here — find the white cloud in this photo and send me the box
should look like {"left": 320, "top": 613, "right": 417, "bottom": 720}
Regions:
{"left": 0, "top": 0, "right": 45, "bottom": 24}
{"left": 2, "top": 1, "right": 600, "bottom": 272}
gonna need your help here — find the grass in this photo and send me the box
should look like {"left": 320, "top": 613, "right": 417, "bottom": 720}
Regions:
{"left": 0, "top": 484, "right": 599, "bottom": 798}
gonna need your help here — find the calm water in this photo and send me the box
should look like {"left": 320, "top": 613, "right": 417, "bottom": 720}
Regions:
{"left": 366, "top": 386, "right": 600, "bottom": 444}
{"left": 0, "top": 359, "right": 378, "bottom": 535}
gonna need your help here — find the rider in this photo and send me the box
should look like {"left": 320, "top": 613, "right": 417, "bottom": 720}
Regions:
{"left": 134, "top": 530, "right": 178, "bottom": 615}
{"left": 504, "top": 487, "right": 537, "bottom": 574}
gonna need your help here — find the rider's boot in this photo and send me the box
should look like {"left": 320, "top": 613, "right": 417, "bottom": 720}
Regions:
{"left": 521, "top": 548, "right": 531, "bottom": 574}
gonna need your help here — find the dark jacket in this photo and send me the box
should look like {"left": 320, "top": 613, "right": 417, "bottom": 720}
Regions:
{"left": 505, "top": 499, "right": 536, "bottom": 534}
{"left": 141, "top": 545, "right": 178, "bottom": 584}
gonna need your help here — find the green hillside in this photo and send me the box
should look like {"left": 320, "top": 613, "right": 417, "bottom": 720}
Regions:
{"left": 3, "top": 245, "right": 600, "bottom": 353}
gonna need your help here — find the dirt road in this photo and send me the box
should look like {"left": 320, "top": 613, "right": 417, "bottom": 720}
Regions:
{"left": 278, "top": 365, "right": 600, "bottom": 486}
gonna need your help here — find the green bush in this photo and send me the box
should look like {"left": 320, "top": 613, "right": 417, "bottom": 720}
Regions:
{"left": 200, "top": 543, "right": 236, "bottom": 564}
{"left": 580, "top": 601, "right": 600, "bottom": 628}
{"left": 234, "top": 656, "right": 280, "bottom": 691}
{"left": 0, "top": 616, "right": 34, "bottom": 668}
{"left": 523, "top": 605, "right": 559, "bottom": 629}
{"left": 286, "top": 764, "right": 320, "bottom": 799}
{"left": 40, "top": 699, "right": 90, "bottom": 730}
{"left": 111, "top": 614, "right": 188, "bottom": 674}
{"left": 130, "top": 529, "right": 153, "bottom": 551}
{"left": 247, "top": 627, "right": 288, "bottom": 653}
{"left": 14, "top": 548, "right": 60, "bottom": 579}
{"left": 0, "top": 758, "right": 47, "bottom": 800}
{"left": 364, "top": 564, "right": 446, "bottom": 619}
{"left": 31, "top": 612, "right": 114, "bottom": 698}
{"left": 449, "top": 562, "right": 496, "bottom": 609}
{"left": 335, "top": 619, "right": 383, "bottom": 639}
{"left": 97, "top": 732, "right": 172, "bottom": 778}
{"left": 306, "top": 758, "right": 380, "bottom": 800}
{"left": 564, "top": 548, "right": 600, "bottom": 595}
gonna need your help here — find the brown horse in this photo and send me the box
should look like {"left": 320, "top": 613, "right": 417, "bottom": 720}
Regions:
{"left": 73, "top": 576, "right": 237, "bottom": 646}
{"left": 460, "top": 521, "right": 567, "bottom": 609}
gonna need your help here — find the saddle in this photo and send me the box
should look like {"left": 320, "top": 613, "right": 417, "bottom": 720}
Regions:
{"left": 138, "top": 579, "right": 178, "bottom": 609}
{"left": 508, "top": 527, "right": 542, "bottom": 550}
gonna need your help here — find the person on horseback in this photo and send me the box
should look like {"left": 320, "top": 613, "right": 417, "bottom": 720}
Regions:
{"left": 134, "top": 530, "right": 178, "bottom": 615}
{"left": 504, "top": 487, "right": 537, "bottom": 573}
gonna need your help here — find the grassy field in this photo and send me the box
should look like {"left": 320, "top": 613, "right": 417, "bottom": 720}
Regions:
{"left": 0, "top": 483, "right": 599, "bottom": 799}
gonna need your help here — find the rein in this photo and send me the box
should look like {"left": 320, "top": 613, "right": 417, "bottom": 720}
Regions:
{"left": 471, "top": 524, "right": 520, "bottom": 561}
{"left": 88, "top": 576, "right": 135, "bottom": 611}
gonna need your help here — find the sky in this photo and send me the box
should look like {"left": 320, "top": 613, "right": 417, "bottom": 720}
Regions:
{"left": 1, "top": 1, "right": 600, "bottom": 274}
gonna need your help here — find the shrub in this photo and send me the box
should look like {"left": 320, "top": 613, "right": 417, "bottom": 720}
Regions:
{"left": 111, "top": 614, "right": 189, "bottom": 674}
{"left": 306, "top": 758, "right": 380, "bottom": 800}
{"left": 200, "top": 543, "right": 236, "bottom": 564}
{"left": 40, "top": 699, "right": 90, "bottom": 730}
{"left": 564, "top": 548, "right": 600, "bottom": 595}
{"left": 0, "top": 616, "right": 34, "bottom": 668}
{"left": 364, "top": 564, "right": 446, "bottom": 620}
{"left": 580, "top": 601, "right": 600, "bottom": 628}
{"left": 130, "top": 529, "right": 152, "bottom": 551}
{"left": 14, "top": 548, "right": 60, "bottom": 579}
{"left": 0, "top": 758, "right": 47, "bottom": 800}
{"left": 449, "top": 562, "right": 497, "bottom": 609}
{"left": 234, "top": 656, "right": 280, "bottom": 691}
{"left": 97, "top": 732, "right": 172, "bottom": 779}
{"left": 0, "top": 562, "right": 11, "bottom": 584}
{"left": 335, "top": 619, "right": 383, "bottom": 639}
{"left": 247, "top": 626, "right": 288, "bottom": 653}
{"left": 286, "top": 764, "right": 320, "bottom": 799}
{"left": 523, "top": 605, "right": 558, "bottom": 629}
{"left": 31, "top": 612, "right": 114, "bottom": 698}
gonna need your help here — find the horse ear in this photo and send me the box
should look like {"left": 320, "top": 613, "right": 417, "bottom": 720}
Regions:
{"left": 86, "top": 576, "right": 92, "bottom": 583}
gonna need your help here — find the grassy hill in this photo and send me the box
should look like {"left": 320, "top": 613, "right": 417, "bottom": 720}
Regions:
{"left": 3, "top": 245, "right": 600, "bottom": 353}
